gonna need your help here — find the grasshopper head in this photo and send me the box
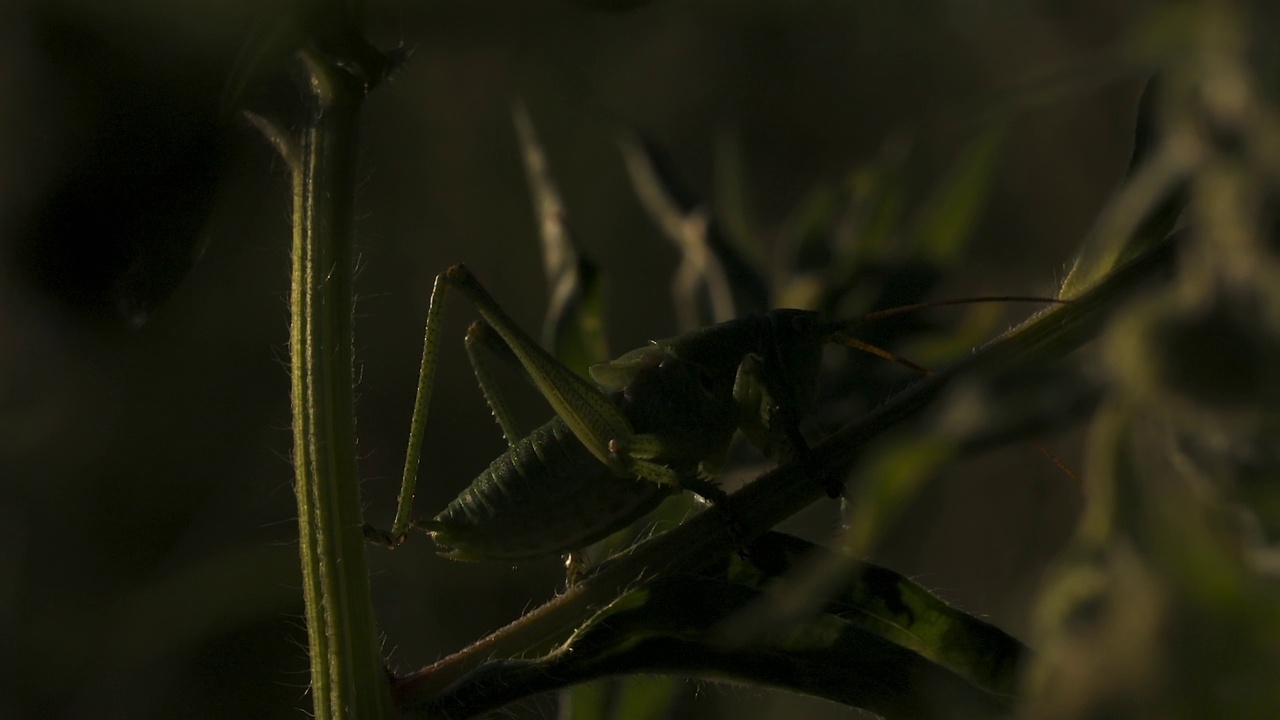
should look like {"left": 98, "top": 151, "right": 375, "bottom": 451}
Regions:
{"left": 763, "top": 309, "right": 827, "bottom": 416}
{"left": 589, "top": 312, "right": 829, "bottom": 471}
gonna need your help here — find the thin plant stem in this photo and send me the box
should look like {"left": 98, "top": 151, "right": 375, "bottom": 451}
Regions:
{"left": 289, "top": 48, "right": 395, "bottom": 719}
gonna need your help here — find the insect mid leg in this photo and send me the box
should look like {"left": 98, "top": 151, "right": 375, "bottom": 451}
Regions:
{"left": 565, "top": 551, "right": 589, "bottom": 587}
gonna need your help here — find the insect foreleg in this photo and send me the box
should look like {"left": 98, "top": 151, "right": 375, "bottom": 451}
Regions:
{"left": 731, "top": 353, "right": 837, "bottom": 498}
{"left": 731, "top": 353, "right": 778, "bottom": 455}
{"left": 614, "top": 443, "right": 687, "bottom": 486}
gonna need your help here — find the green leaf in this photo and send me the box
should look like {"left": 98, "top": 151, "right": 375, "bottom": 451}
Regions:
{"left": 713, "top": 133, "right": 765, "bottom": 270}
{"left": 608, "top": 675, "right": 681, "bottom": 720}
{"left": 421, "top": 572, "right": 1016, "bottom": 720}
{"left": 799, "top": 136, "right": 954, "bottom": 323}
{"left": 558, "top": 681, "right": 609, "bottom": 720}
{"left": 1058, "top": 77, "right": 1190, "bottom": 298}
{"left": 725, "top": 533, "right": 1030, "bottom": 698}
{"left": 418, "top": 533, "right": 1028, "bottom": 719}
{"left": 778, "top": 183, "right": 839, "bottom": 275}
{"left": 713, "top": 439, "right": 958, "bottom": 658}
{"left": 557, "top": 675, "right": 683, "bottom": 720}
{"left": 910, "top": 126, "right": 1005, "bottom": 265}
{"left": 845, "top": 437, "right": 958, "bottom": 558}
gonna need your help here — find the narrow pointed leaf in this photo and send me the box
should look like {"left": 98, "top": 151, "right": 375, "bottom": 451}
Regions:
{"left": 418, "top": 573, "right": 1015, "bottom": 720}
{"left": 910, "top": 127, "right": 1005, "bottom": 264}
{"left": 1059, "top": 76, "right": 1192, "bottom": 297}
{"left": 513, "top": 101, "right": 610, "bottom": 374}
{"left": 620, "top": 133, "right": 769, "bottom": 327}
{"left": 723, "top": 532, "right": 1030, "bottom": 698}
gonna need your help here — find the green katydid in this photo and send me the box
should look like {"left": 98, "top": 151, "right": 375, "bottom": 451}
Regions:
{"left": 364, "top": 263, "right": 1064, "bottom": 561}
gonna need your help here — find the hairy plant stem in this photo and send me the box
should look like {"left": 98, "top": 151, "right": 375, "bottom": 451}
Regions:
{"left": 289, "top": 49, "right": 394, "bottom": 719}
{"left": 392, "top": 235, "right": 1177, "bottom": 714}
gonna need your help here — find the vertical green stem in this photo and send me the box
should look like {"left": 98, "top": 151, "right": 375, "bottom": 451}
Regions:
{"left": 290, "top": 50, "right": 394, "bottom": 719}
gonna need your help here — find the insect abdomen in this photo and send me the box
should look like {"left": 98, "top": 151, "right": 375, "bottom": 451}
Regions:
{"left": 426, "top": 417, "right": 671, "bottom": 560}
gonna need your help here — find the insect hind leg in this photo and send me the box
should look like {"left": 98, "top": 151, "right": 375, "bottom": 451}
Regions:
{"left": 464, "top": 319, "right": 528, "bottom": 447}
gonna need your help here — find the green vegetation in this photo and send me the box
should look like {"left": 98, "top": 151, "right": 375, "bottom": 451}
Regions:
{"left": 6, "top": 1, "right": 1278, "bottom": 718}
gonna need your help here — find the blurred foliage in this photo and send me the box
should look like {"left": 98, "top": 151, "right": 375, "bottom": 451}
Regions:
{"left": 408, "top": 2, "right": 1280, "bottom": 717}
{"left": 12, "top": 6, "right": 232, "bottom": 325}
{"left": 513, "top": 100, "right": 610, "bottom": 379}
{"left": 1024, "top": 4, "right": 1280, "bottom": 718}
{"left": 7, "top": 0, "right": 1280, "bottom": 719}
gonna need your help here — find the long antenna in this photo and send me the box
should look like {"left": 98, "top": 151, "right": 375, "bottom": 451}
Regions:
{"left": 821, "top": 294, "right": 1080, "bottom": 485}
{"left": 820, "top": 295, "right": 1068, "bottom": 337}
{"left": 830, "top": 336, "right": 932, "bottom": 375}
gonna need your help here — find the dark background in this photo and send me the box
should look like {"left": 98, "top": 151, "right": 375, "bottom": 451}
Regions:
{"left": 0, "top": 1, "right": 1153, "bottom": 717}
